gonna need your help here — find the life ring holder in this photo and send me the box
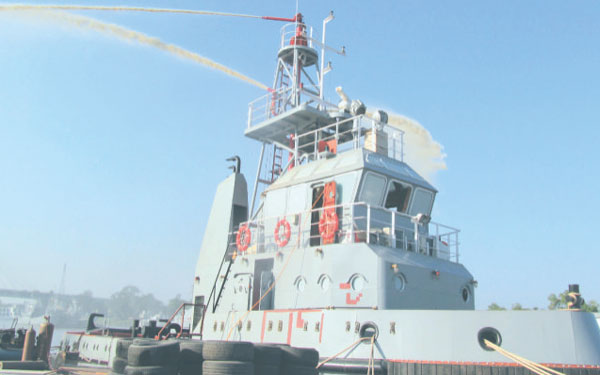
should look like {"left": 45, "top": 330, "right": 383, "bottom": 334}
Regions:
{"left": 274, "top": 218, "right": 291, "bottom": 247}
{"left": 319, "top": 210, "right": 339, "bottom": 242}
{"left": 236, "top": 224, "right": 251, "bottom": 252}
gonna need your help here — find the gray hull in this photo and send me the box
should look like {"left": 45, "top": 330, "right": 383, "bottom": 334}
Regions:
{"left": 203, "top": 309, "right": 600, "bottom": 366}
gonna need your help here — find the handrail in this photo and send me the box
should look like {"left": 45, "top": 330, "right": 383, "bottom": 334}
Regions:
{"left": 230, "top": 201, "right": 460, "bottom": 262}
{"left": 155, "top": 303, "right": 203, "bottom": 340}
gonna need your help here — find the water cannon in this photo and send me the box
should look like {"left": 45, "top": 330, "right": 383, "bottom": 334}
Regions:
{"left": 372, "top": 109, "right": 389, "bottom": 124}
{"left": 351, "top": 100, "right": 366, "bottom": 116}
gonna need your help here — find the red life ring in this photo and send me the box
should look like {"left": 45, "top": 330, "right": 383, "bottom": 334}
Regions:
{"left": 274, "top": 219, "right": 291, "bottom": 247}
{"left": 319, "top": 210, "right": 338, "bottom": 242}
{"left": 236, "top": 224, "right": 251, "bottom": 252}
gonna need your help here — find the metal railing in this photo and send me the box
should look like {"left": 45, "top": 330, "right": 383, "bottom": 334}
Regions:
{"left": 229, "top": 202, "right": 460, "bottom": 262}
{"left": 294, "top": 114, "right": 404, "bottom": 163}
{"left": 247, "top": 85, "right": 336, "bottom": 128}
{"left": 247, "top": 104, "right": 405, "bottom": 165}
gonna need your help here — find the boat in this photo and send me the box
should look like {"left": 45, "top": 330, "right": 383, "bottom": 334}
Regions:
{"left": 0, "top": 326, "right": 25, "bottom": 361}
{"left": 57, "top": 11, "right": 600, "bottom": 375}
{"left": 188, "top": 11, "right": 600, "bottom": 374}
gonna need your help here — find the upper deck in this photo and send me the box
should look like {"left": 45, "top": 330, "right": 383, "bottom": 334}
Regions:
{"left": 245, "top": 89, "right": 405, "bottom": 170}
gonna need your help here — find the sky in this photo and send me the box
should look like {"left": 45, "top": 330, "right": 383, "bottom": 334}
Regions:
{"left": 0, "top": 0, "right": 599, "bottom": 310}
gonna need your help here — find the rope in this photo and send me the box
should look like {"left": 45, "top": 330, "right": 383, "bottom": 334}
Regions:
{"left": 367, "top": 335, "right": 376, "bottom": 375}
{"left": 0, "top": 5, "right": 262, "bottom": 18}
{"left": 225, "top": 189, "right": 325, "bottom": 340}
{"left": 484, "top": 340, "right": 565, "bottom": 375}
{"left": 317, "top": 337, "right": 371, "bottom": 368}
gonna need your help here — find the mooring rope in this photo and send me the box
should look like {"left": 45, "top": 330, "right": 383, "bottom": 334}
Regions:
{"left": 484, "top": 340, "right": 566, "bottom": 375}
{"left": 317, "top": 336, "right": 372, "bottom": 368}
{"left": 367, "top": 335, "right": 376, "bottom": 375}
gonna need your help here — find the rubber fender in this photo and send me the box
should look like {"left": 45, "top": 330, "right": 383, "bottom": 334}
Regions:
{"left": 111, "top": 357, "right": 127, "bottom": 373}
{"left": 253, "top": 344, "right": 282, "bottom": 366}
{"left": 115, "top": 339, "right": 134, "bottom": 360}
{"left": 178, "top": 340, "right": 204, "bottom": 364}
{"left": 127, "top": 341, "right": 180, "bottom": 366}
{"left": 124, "top": 365, "right": 177, "bottom": 375}
{"left": 254, "top": 364, "right": 279, "bottom": 375}
{"left": 202, "top": 360, "right": 254, "bottom": 375}
{"left": 280, "top": 346, "right": 319, "bottom": 367}
{"left": 178, "top": 363, "right": 203, "bottom": 375}
{"left": 279, "top": 364, "right": 318, "bottom": 375}
{"left": 201, "top": 341, "right": 254, "bottom": 362}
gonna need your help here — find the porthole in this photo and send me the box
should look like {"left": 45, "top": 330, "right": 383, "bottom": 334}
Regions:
{"left": 462, "top": 286, "right": 471, "bottom": 303}
{"left": 350, "top": 274, "right": 367, "bottom": 291}
{"left": 294, "top": 276, "right": 307, "bottom": 292}
{"left": 394, "top": 273, "right": 406, "bottom": 291}
{"left": 318, "top": 274, "right": 332, "bottom": 292}
{"left": 478, "top": 327, "right": 502, "bottom": 351}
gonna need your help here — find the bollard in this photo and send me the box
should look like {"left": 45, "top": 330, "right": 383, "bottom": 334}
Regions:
{"left": 21, "top": 326, "right": 36, "bottom": 361}
{"left": 37, "top": 317, "right": 54, "bottom": 363}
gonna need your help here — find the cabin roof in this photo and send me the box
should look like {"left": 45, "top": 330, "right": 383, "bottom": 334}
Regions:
{"left": 266, "top": 148, "right": 436, "bottom": 192}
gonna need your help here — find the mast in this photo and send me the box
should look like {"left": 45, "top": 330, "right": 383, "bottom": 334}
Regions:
{"left": 248, "top": 12, "right": 344, "bottom": 216}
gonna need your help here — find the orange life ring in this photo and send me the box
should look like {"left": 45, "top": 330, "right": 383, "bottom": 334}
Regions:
{"left": 274, "top": 219, "right": 291, "bottom": 247}
{"left": 319, "top": 210, "right": 338, "bottom": 242}
{"left": 236, "top": 224, "right": 251, "bottom": 252}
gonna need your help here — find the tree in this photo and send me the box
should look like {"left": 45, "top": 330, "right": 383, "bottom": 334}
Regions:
{"left": 165, "top": 294, "right": 188, "bottom": 316}
{"left": 488, "top": 303, "right": 506, "bottom": 311}
{"left": 511, "top": 303, "right": 525, "bottom": 310}
{"left": 548, "top": 291, "right": 568, "bottom": 310}
{"left": 109, "top": 286, "right": 165, "bottom": 321}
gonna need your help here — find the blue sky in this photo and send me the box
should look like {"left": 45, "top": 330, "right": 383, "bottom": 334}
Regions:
{"left": 0, "top": 0, "right": 598, "bottom": 310}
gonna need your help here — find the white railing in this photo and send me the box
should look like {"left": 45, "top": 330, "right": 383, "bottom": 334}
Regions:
{"left": 279, "top": 22, "right": 315, "bottom": 50}
{"left": 228, "top": 202, "right": 460, "bottom": 262}
{"left": 247, "top": 85, "right": 335, "bottom": 128}
{"left": 294, "top": 114, "right": 404, "bottom": 163}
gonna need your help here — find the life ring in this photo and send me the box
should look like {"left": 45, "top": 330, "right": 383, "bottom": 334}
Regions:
{"left": 274, "top": 219, "right": 291, "bottom": 247}
{"left": 319, "top": 210, "right": 338, "bottom": 242}
{"left": 236, "top": 224, "right": 251, "bottom": 252}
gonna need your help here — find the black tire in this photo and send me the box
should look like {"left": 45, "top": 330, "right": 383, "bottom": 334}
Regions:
{"left": 179, "top": 340, "right": 204, "bottom": 364}
{"left": 178, "top": 363, "right": 203, "bottom": 375}
{"left": 201, "top": 341, "right": 254, "bottom": 362}
{"left": 202, "top": 361, "right": 253, "bottom": 375}
{"left": 124, "top": 365, "right": 177, "bottom": 375}
{"left": 279, "top": 364, "right": 317, "bottom": 375}
{"left": 280, "top": 346, "right": 319, "bottom": 367}
{"left": 253, "top": 344, "right": 282, "bottom": 366}
{"left": 134, "top": 338, "right": 158, "bottom": 345}
{"left": 116, "top": 339, "right": 134, "bottom": 360}
{"left": 128, "top": 341, "right": 180, "bottom": 366}
{"left": 112, "top": 357, "right": 128, "bottom": 373}
{"left": 254, "top": 364, "right": 278, "bottom": 375}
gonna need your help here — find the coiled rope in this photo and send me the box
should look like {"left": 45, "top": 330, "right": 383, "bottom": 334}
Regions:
{"left": 485, "top": 340, "right": 566, "bottom": 375}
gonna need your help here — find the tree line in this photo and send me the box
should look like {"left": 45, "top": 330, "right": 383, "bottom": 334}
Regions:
{"left": 488, "top": 289, "right": 599, "bottom": 312}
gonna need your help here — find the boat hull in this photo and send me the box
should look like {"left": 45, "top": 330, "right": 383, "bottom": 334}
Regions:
{"left": 202, "top": 308, "right": 600, "bottom": 366}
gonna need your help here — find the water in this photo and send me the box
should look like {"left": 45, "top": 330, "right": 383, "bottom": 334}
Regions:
{"left": 0, "top": 9, "right": 269, "bottom": 90}
{"left": 0, "top": 4, "right": 262, "bottom": 19}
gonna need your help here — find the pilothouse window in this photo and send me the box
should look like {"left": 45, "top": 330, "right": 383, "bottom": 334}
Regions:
{"left": 359, "top": 172, "right": 387, "bottom": 206}
{"left": 384, "top": 181, "right": 412, "bottom": 213}
{"left": 408, "top": 188, "right": 434, "bottom": 216}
